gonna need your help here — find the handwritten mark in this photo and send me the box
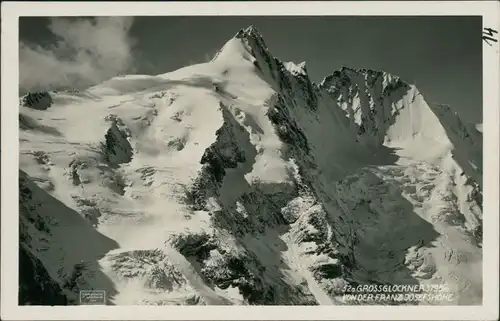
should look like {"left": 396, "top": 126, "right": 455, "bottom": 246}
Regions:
{"left": 483, "top": 27, "right": 498, "bottom": 46}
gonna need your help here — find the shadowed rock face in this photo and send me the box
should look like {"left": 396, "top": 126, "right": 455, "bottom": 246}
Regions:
{"left": 19, "top": 244, "right": 68, "bottom": 305}
{"left": 320, "top": 67, "right": 412, "bottom": 146}
{"left": 19, "top": 173, "right": 66, "bottom": 305}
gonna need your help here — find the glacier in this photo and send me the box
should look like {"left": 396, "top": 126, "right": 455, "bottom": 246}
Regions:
{"left": 18, "top": 26, "right": 482, "bottom": 306}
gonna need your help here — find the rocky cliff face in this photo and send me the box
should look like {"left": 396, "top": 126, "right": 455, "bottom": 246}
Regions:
{"left": 18, "top": 26, "right": 482, "bottom": 305}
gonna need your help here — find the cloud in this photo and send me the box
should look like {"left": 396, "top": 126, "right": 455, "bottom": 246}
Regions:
{"left": 19, "top": 17, "right": 137, "bottom": 92}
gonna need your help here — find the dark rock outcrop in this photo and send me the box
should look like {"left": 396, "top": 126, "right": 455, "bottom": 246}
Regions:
{"left": 101, "top": 120, "right": 133, "bottom": 168}
{"left": 21, "top": 92, "right": 53, "bottom": 110}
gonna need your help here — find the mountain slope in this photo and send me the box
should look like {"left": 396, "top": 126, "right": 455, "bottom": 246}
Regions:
{"left": 18, "top": 26, "right": 482, "bottom": 306}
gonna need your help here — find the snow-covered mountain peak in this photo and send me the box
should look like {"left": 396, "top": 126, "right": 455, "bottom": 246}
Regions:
{"left": 316, "top": 64, "right": 481, "bottom": 185}
{"left": 18, "top": 26, "right": 483, "bottom": 306}
{"left": 211, "top": 25, "right": 269, "bottom": 63}
{"left": 235, "top": 25, "right": 262, "bottom": 39}
{"left": 234, "top": 25, "right": 270, "bottom": 53}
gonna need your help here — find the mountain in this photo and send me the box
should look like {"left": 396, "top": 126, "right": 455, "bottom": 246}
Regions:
{"left": 18, "top": 26, "right": 482, "bottom": 306}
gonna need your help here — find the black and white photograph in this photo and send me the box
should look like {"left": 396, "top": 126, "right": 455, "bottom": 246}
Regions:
{"left": 1, "top": 2, "right": 499, "bottom": 320}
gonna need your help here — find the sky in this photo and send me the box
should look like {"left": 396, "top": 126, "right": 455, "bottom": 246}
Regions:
{"left": 19, "top": 16, "right": 482, "bottom": 123}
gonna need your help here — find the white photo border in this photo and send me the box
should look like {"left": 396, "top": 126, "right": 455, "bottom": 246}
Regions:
{"left": 2, "top": 1, "right": 499, "bottom": 320}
